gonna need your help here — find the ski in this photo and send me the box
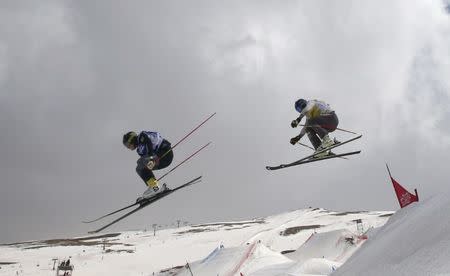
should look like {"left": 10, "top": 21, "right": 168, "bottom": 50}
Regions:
{"left": 276, "top": 150, "right": 361, "bottom": 169}
{"left": 298, "top": 142, "right": 349, "bottom": 160}
{"left": 266, "top": 134, "right": 362, "bottom": 170}
{"left": 83, "top": 201, "right": 140, "bottom": 224}
{"left": 88, "top": 176, "right": 202, "bottom": 234}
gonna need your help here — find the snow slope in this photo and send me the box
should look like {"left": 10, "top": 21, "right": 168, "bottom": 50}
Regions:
{"left": 286, "top": 229, "right": 366, "bottom": 264}
{"left": 0, "top": 208, "right": 391, "bottom": 276}
{"left": 334, "top": 191, "right": 450, "bottom": 276}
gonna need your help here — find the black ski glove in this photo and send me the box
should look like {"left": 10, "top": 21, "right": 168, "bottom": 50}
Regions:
{"left": 290, "top": 136, "right": 301, "bottom": 145}
{"left": 291, "top": 119, "right": 299, "bottom": 128}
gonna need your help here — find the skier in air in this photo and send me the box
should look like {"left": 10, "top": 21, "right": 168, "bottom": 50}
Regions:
{"left": 290, "top": 99, "right": 339, "bottom": 156}
{"left": 123, "top": 131, "right": 174, "bottom": 200}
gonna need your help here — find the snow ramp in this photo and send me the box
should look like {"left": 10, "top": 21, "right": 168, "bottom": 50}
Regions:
{"left": 173, "top": 241, "right": 293, "bottom": 276}
{"left": 285, "top": 229, "right": 365, "bottom": 264}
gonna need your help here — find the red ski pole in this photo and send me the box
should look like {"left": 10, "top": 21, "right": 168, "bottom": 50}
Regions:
{"left": 159, "top": 112, "right": 216, "bottom": 160}
{"left": 157, "top": 142, "right": 211, "bottom": 182}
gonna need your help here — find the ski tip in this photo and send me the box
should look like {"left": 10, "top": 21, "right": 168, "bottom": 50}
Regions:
{"left": 266, "top": 165, "right": 284, "bottom": 170}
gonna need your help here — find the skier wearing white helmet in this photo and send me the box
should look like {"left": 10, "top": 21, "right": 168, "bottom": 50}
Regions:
{"left": 290, "top": 99, "right": 339, "bottom": 156}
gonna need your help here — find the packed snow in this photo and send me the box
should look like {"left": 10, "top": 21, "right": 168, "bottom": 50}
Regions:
{"left": 3, "top": 194, "right": 450, "bottom": 276}
{"left": 0, "top": 208, "right": 391, "bottom": 276}
{"left": 334, "top": 191, "right": 450, "bottom": 276}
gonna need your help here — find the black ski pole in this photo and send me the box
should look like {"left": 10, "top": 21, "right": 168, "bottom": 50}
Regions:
{"left": 298, "top": 124, "right": 359, "bottom": 135}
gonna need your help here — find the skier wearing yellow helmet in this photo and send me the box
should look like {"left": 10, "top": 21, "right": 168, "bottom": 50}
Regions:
{"left": 123, "top": 131, "right": 173, "bottom": 200}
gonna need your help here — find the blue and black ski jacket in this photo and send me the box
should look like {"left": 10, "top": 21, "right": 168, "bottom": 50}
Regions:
{"left": 136, "top": 131, "right": 171, "bottom": 158}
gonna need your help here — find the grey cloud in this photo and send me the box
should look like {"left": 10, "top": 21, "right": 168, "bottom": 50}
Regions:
{"left": 1, "top": 1, "right": 449, "bottom": 243}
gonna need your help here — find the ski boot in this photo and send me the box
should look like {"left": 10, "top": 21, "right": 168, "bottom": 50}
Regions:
{"left": 314, "top": 135, "right": 335, "bottom": 158}
{"left": 136, "top": 178, "right": 167, "bottom": 203}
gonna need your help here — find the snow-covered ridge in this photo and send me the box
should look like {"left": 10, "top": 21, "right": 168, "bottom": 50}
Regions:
{"left": 0, "top": 208, "right": 392, "bottom": 276}
{"left": 334, "top": 191, "right": 450, "bottom": 276}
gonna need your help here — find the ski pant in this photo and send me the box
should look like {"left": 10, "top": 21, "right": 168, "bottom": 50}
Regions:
{"left": 304, "top": 112, "right": 339, "bottom": 149}
{"left": 136, "top": 140, "right": 174, "bottom": 185}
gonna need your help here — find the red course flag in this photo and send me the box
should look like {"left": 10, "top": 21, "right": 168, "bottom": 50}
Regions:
{"left": 386, "top": 164, "right": 419, "bottom": 208}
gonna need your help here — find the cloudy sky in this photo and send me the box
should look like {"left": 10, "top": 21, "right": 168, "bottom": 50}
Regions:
{"left": 1, "top": 1, "right": 449, "bottom": 243}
